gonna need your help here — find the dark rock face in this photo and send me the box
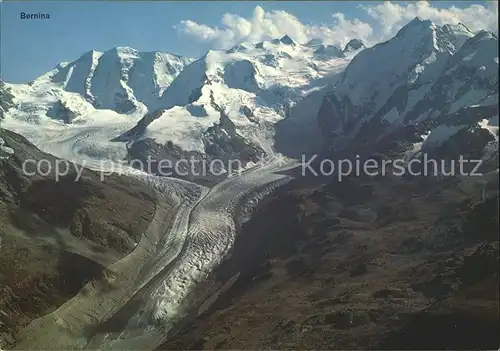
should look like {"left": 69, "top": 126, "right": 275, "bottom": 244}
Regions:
{"left": 127, "top": 138, "right": 226, "bottom": 186}
{"left": 0, "top": 82, "right": 15, "bottom": 120}
{"left": 202, "top": 112, "right": 264, "bottom": 166}
{"left": 239, "top": 105, "right": 257, "bottom": 123}
{"left": 226, "top": 44, "right": 249, "bottom": 54}
{"left": 279, "top": 35, "right": 296, "bottom": 46}
{"left": 314, "top": 44, "right": 343, "bottom": 58}
{"left": 112, "top": 108, "right": 167, "bottom": 142}
{"left": 342, "top": 39, "right": 365, "bottom": 53}
{"left": 113, "top": 91, "right": 138, "bottom": 114}
{"left": 46, "top": 100, "right": 79, "bottom": 123}
{"left": 223, "top": 60, "right": 260, "bottom": 92}
{"left": 188, "top": 86, "right": 203, "bottom": 104}
{"left": 317, "top": 93, "right": 356, "bottom": 143}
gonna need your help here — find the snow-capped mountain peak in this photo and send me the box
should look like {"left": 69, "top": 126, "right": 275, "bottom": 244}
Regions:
{"left": 7, "top": 47, "right": 194, "bottom": 118}
{"left": 317, "top": 17, "right": 497, "bottom": 169}
{"left": 1, "top": 31, "right": 353, "bottom": 168}
{"left": 277, "top": 34, "right": 296, "bottom": 46}
{"left": 112, "top": 46, "right": 139, "bottom": 55}
{"left": 334, "top": 18, "right": 479, "bottom": 113}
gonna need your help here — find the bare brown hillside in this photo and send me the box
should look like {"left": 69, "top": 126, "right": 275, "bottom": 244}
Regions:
{"left": 0, "top": 128, "right": 157, "bottom": 346}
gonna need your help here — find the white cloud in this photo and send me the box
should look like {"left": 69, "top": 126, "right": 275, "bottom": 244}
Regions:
{"left": 176, "top": 1, "right": 497, "bottom": 51}
{"left": 362, "top": 0, "right": 498, "bottom": 41}
{"left": 175, "top": 5, "right": 373, "bottom": 50}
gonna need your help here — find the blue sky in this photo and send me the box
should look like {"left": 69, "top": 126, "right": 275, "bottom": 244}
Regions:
{"left": 1, "top": 1, "right": 496, "bottom": 83}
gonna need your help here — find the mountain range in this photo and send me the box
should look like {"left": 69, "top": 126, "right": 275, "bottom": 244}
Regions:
{"left": 2, "top": 18, "right": 498, "bottom": 182}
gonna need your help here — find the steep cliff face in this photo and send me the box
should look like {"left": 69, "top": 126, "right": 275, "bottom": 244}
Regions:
{"left": 202, "top": 112, "right": 265, "bottom": 166}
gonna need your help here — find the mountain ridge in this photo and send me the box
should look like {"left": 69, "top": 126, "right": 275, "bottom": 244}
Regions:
{"left": 317, "top": 19, "right": 498, "bottom": 169}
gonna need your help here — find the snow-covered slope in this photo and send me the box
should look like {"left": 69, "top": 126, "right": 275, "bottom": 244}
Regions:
{"left": 1, "top": 48, "right": 191, "bottom": 166}
{"left": 110, "top": 35, "right": 356, "bottom": 181}
{"left": 44, "top": 47, "right": 192, "bottom": 113}
{"left": 2, "top": 47, "right": 192, "bottom": 123}
{"left": 132, "top": 35, "right": 353, "bottom": 152}
{"left": 327, "top": 19, "right": 476, "bottom": 127}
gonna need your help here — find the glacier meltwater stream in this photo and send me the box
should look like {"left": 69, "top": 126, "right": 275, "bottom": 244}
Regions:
{"left": 13, "top": 157, "right": 297, "bottom": 350}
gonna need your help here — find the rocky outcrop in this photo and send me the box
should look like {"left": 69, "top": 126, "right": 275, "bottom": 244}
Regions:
{"left": 46, "top": 100, "right": 79, "bottom": 123}
{"left": 112, "top": 108, "right": 168, "bottom": 142}
{"left": 314, "top": 44, "right": 343, "bottom": 58}
{"left": 0, "top": 82, "right": 15, "bottom": 120}
{"left": 126, "top": 137, "right": 226, "bottom": 185}
{"left": 125, "top": 111, "right": 265, "bottom": 185}
{"left": 202, "top": 112, "right": 265, "bottom": 166}
{"left": 342, "top": 39, "right": 365, "bottom": 54}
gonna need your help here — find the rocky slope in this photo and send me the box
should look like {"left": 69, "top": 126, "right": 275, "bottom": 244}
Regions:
{"left": 0, "top": 128, "right": 157, "bottom": 347}
{"left": 0, "top": 81, "right": 15, "bottom": 121}
{"left": 158, "top": 170, "right": 499, "bottom": 350}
